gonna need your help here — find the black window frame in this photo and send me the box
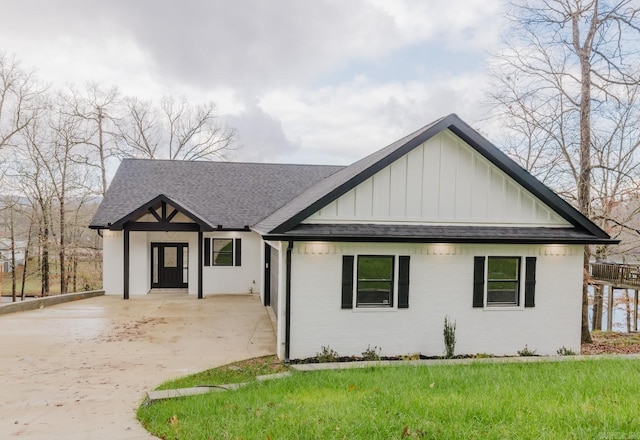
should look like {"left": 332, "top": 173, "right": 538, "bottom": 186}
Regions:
{"left": 486, "top": 256, "right": 521, "bottom": 307}
{"left": 356, "top": 255, "right": 395, "bottom": 308}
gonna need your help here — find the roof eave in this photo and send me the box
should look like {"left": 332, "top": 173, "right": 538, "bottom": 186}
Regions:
{"left": 261, "top": 233, "right": 619, "bottom": 245}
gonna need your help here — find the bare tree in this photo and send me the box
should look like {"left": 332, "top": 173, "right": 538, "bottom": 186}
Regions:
{"left": 0, "top": 52, "right": 43, "bottom": 150}
{"left": 117, "top": 96, "right": 236, "bottom": 161}
{"left": 63, "top": 83, "right": 120, "bottom": 196}
{"left": 117, "top": 97, "right": 160, "bottom": 159}
{"left": 16, "top": 105, "right": 56, "bottom": 296}
{"left": 0, "top": 195, "right": 19, "bottom": 301}
{"left": 489, "top": 0, "right": 640, "bottom": 342}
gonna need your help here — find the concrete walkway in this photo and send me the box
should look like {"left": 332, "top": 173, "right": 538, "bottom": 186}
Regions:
{"left": 0, "top": 293, "right": 276, "bottom": 439}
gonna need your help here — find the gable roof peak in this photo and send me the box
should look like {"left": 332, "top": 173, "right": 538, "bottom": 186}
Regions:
{"left": 254, "top": 114, "right": 611, "bottom": 241}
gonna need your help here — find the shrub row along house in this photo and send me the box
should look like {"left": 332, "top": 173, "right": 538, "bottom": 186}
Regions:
{"left": 90, "top": 114, "right": 615, "bottom": 360}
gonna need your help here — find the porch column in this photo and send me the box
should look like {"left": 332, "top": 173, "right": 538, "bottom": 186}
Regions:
{"left": 123, "top": 229, "right": 130, "bottom": 300}
{"left": 197, "top": 231, "right": 203, "bottom": 299}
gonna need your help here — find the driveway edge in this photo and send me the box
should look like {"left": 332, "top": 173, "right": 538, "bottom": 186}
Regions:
{"left": 0, "top": 290, "right": 105, "bottom": 315}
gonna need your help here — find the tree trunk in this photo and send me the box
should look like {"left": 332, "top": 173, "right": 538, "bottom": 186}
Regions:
{"left": 59, "top": 195, "right": 66, "bottom": 294}
{"left": 21, "top": 221, "right": 32, "bottom": 301}
{"left": 10, "top": 208, "right": 16, "bottom": 303}
{"left": 595, "top": 285, "right": 604, "bottom": 330}
{"left": 624, "top": 289, "right": 632, "bottom": 333}
{"left": 592, "top": 285, "right": 601, "bottom": 330}
{"left": 41, "top": 203, "right": 50, "bottom": 297}
{"left": 582, "top": 249, "right": 592, "bottom": 343}
{"left": 98, "top": 107, "right": 108, "bottom": 196}
{"left": 576, "top": 11, "right": 595, "bottom": 343}
{"left": 72, "top": 250, "right": 77, "bottom": 293}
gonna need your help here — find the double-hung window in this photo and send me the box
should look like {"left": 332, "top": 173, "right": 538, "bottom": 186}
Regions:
{"left": 486, "top": 257, "right": 520, "bottom": 306}
{"left": 357, "top": 256, "right": 395, "bottom": 307}
{"left": 473, "top": 256, "right": 536, "bottom": 308}
{"left": 341, "top": 255, "right": 410, "bottom": 309}
{"left": 203, "top": 238, "right": 242, "bottom": 267}
{"left": 213, "top": 239, "right": 234, "bottom": 266}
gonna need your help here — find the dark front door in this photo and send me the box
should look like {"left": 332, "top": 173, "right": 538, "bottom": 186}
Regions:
{"left": 151, "top": 243, "right": 188, "bottom": 288}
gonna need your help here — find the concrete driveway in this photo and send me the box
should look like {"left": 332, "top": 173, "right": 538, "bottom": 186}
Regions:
{"left": 0, "top": 293, "right": 276, "bottom": 439}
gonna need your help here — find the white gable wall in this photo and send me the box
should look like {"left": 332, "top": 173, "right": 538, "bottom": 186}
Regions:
{"left": 283, "top": 241, "right": 582, "bottom": 359}
{"left": 306, "top": 130, "right": 569, "bottom": 227}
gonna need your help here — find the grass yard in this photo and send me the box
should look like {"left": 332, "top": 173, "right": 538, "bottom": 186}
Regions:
{"left": 138, "top": 358, "right": 640, "bottom": 439}
{"left": 1, "top": 260, "right": 101, "bottom": 296}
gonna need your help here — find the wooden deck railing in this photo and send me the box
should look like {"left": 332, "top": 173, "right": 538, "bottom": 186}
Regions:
{"left": 590, "top": 263, "right": 640, "bottom": 288}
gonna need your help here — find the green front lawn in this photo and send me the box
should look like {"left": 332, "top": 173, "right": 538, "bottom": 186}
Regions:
{"left": 138, "top": 358, "right": 640, "bottom": 439}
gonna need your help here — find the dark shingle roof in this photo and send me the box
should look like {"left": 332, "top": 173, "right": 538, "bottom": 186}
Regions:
{"left": 89, "top": 159, "right": 344, "bottom": 229}
{"left": 263, "top": 224, "right": 615, "bottom": 245}
{"left": 91, "top": 114, "right": 616, "bottom": 245}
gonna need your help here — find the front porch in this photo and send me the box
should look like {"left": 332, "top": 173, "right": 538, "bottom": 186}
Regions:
{"left": 101, "top": 195, "right": 264, "bottom": 300}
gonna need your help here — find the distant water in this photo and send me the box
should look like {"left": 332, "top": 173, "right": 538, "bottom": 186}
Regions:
{"left": 588, "top": 285, "right": 637, "bottom": 332}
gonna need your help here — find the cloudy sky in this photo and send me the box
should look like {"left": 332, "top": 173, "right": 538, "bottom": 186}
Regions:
{"left": 0, "top": 0, "right": 504, "bottom": 165}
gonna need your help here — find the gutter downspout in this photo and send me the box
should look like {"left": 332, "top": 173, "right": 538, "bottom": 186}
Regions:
{"left": 284, "top": 240, "right": 293, "bottom": 364}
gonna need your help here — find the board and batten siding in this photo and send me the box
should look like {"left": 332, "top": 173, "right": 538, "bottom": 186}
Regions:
{"left": 282, "top": 242, "right": 583, "bottom": 360}
{"left": 305, "top": 130, "right": 569, "bottom": 227}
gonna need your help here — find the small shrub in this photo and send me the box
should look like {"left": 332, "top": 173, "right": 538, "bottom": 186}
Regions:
{"left": 361, "top": 345, "right": 381, "bottom": 361}
{"left": 443, "top": 316, "right": 457, "bottom": 358}
{"left": 557, "top": 346, "right": 577, "bottom": 356}
{"left": 401, "top": 353, "right": 421, "bottom": 361}
{"left": 316, "top": 346, "right": 339, "bottom": 363}
{"left": 517, "top": 345, "right": 537, "bottom": 356}
{"left": 475, "top": 353, "right": 493, "bottom": 359}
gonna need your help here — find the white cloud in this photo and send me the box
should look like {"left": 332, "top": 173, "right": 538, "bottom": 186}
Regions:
{"left": 0, "top": 0, "right": 503, "bottom": 165}
{"left": 225, "top": 99, "right": 300, "bottom": 163}
{"left": 259, "top": 73, "right": 489, "bottom": 164}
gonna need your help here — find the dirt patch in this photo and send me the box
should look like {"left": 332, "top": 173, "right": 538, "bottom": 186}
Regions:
{"left": 99, "top": 317, "right": 168, "bottom": 343}
{"left": 219, "top": 355, "right": 288, "bottom": 375}
{"left": 581, "top": 332, "right": 640, "bottom": 355}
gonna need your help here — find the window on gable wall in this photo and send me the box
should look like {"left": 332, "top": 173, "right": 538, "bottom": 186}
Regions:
{"left": 341, "top": 255, "right": 410, "bottom": 309}
{"left": 473, "top": 256, "right": 536, "bottom": 308}
{"left": 487, "top": 257, "right": 520, "bottom": 306}
{"left": 357, "top": 256, "right": 395, "bottom": 307}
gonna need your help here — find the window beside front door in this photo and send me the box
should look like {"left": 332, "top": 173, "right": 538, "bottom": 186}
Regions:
{"left": 203, "top": 238, "right": 242, "bottom": 267}
{"left": 213, "top": 239, "right": 235, "bottom": 266}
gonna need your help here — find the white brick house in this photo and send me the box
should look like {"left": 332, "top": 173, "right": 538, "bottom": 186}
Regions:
{"left": 90, "top": 114, "right": 615, "bottom": 360}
